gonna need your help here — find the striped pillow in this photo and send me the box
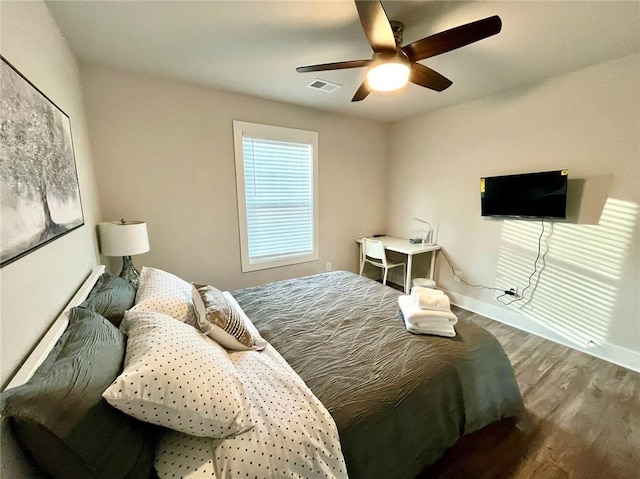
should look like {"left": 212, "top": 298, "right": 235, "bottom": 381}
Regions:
{"left": 191, "top": 284, "right": 266, "bottom": 351}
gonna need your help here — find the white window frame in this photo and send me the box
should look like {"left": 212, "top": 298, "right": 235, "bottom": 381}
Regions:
{"left": 233, "top": 120, "right": 319, "bottom": 272}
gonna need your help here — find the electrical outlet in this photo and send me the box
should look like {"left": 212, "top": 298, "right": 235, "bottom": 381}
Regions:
{"left": 505, "top": 287, "right": 519, "bottom": 297}
{"left": 326, "top": 262, "right": 332, "bottom": 271}
{"left": 453, "top": 271, "right": 462, "bottom": 282}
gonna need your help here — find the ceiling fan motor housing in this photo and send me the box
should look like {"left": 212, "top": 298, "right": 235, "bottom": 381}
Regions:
{"left": 371, "top": 50, "right": 410, "bottom": 67}
{"left": 390, "top": 20, "right": 404, "bottom": 46}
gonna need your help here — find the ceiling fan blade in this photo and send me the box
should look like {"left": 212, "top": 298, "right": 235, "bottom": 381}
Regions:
{"left": 296, "top": 59, "right": 371, "bottom": 73}
{"left": 409, "top": 63, "right": 453, "bottom": 92}
{"left": 403, "top": 15, "right": 502, "bottom": 61}
{"left": 351, "top": 81, "right": 372, "bottom": 102}
{"left": 355, "top": 0, "right": 397, "bottom": 53}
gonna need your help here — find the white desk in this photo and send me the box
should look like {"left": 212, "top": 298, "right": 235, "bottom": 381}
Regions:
{"left": 356, "top": 236, "right": 441, "bottom": 293}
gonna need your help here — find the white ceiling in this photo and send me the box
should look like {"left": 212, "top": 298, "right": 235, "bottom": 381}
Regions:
{"left": 46, "top": 1, "right": 640, "bottom": 123}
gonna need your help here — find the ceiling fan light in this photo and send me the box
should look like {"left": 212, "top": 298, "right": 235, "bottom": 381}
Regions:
{"left": 367, "top": 61, "right": 410, "bottom": 92}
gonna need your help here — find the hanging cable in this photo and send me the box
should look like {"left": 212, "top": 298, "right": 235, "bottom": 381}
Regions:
{"left": 439, "top": 248, "right": 504, "bottom": 293}
{"left": 498, "top": 219, "right": 545, "bottom": 305}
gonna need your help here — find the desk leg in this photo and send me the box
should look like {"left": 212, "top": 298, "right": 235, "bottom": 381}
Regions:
{"left": 429, "top": 250, "right": 437, "bottom": 281}
{"left": 405, "top": 254, "right": 413, "bottom": 293}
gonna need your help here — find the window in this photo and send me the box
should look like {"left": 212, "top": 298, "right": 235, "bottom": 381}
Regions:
{"left": 233, "top": 121, "right": 319, "bottom": 272}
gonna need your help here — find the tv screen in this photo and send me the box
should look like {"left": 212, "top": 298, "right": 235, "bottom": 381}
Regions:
{"left": 481, "top": 170, "right": 568, "bottom": 218}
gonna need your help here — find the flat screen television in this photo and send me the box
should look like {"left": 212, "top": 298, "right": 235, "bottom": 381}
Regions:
{"left": 481, "top": 170, "right": 568, "bottom": 218}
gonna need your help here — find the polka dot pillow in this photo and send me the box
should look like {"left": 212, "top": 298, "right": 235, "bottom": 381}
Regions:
{"left": 131, "top": 267, "right": 197, "bottom": 327}
{"left": 103, "top": 310, "right": 255, "bottom": 438}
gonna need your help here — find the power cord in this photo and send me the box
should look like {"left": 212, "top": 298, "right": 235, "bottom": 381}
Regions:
{"left": 439, "top": 248, "right": 503, "bottom": 293}
{"left": 497, "top": 219, "right": 545, "bottom": 305}
{"left": 441, "top": 219, "right": 546, "bottom": 305}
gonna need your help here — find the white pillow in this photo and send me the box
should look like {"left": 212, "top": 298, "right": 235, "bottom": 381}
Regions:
{"left": 103, "top": 310, "right": 255, "bottom": 438}
{"left": 131, "top": 267, "right": 197, "bottom": 327}
{"left": 191, "top": 284, "right": 267, "bottom": 351}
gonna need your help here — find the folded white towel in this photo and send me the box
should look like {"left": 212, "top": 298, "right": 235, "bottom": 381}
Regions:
{"left": 411, "top": 286, "right": 444, "bottom": 297}
{"left": 413, "top": 293, "right": 451, "bottom": 312}
{"left": 410, "top": 315, "right": 457, "bottom": 328}
{"left": 409, "top": 316, "right": 458, "bottom": 333}
{"left": 404, "top": 318, "right": 456, "bottom": 337}
{"left": 398, "top": 295, "right": 457, "bottom": 337}
{"left": 399, "top": 296, "right": 458, "bottom": 323}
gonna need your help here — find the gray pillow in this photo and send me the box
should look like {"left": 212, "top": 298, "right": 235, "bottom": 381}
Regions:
{"left": 0, "top": 307, "right": 157, "bottom": 479}
{"left": 81, "top": 272, "right": 136, "bottom": 326}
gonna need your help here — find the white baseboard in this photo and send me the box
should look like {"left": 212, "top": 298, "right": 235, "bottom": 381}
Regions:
{"left": 447, "top": 291, "right": 640, "bottom": 374}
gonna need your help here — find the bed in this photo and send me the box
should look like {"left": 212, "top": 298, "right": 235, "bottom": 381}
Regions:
{"left": 1, "top": 266, "right": 523, "bottom": 479}
{"left": 232, "top": 271, "right": 524, "bottom": 478}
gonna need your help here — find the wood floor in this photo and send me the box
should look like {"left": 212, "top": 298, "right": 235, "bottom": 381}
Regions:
{"left": 420, "top": 306, "right": 640, "bottom": 479}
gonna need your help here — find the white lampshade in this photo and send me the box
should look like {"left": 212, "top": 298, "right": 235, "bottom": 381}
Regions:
{"left": 99, "top": 221, "right": 150, "bottom": 257}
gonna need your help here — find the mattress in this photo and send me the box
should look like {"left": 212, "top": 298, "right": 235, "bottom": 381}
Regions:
{"left": 232, "top": 271, "right": 524, "bottom": 479}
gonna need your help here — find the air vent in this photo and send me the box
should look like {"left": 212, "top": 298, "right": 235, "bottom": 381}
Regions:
{"left": 307, "top": 79, "right": 342, "bottom": 93}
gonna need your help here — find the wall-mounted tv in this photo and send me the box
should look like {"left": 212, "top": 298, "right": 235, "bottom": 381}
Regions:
{"left": 481, "top": 170, "right": 568, "bottom": 218}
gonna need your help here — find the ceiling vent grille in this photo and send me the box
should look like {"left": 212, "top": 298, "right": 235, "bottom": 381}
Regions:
{"left": 307, "top": 79, "right": 342, "bottom": 93}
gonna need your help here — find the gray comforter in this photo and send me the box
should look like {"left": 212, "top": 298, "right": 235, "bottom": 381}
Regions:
{"left": 233, "top": 271, "right": 523, "bottom": 479}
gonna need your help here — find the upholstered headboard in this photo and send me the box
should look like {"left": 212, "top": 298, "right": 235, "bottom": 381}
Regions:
{"left": 1, "top": 266, "right": 106, "bottom": 478}
{"left": 0, "top": 265, "right": 157, "bottom": 479}
{"left": 3, "top": 266, "right": 106, "bottom": 391}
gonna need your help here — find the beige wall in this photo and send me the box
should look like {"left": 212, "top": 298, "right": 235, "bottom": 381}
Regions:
{"left": 3, "top": 3, "right": 635, "bottom": 384}
{"left": 387, "top": 54, "right": 640, "bottom": 370}
{"left": 0, "top": 1, "right": 101, "bottom": 386}
{"left": 80, "top": 66, "right": 389, "bottom": 291}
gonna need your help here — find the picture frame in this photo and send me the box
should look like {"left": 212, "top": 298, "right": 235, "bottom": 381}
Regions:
{"left": 0, "top": 56, "right": 84, "bottom": 267}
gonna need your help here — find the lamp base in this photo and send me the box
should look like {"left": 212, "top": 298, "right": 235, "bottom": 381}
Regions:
{"left": 119, "top": 256, "right": 141, "bottom": 289}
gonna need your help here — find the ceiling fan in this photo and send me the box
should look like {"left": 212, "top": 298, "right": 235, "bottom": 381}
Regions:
{"left": 296, "top": 0, "right": 502, "bottom": 102}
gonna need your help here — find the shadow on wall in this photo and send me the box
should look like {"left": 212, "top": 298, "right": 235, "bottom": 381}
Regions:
{"left": 565, "top": 176, "right": 613, "bottom": 225}
{"left": 495, "top": 193, "right": 638, "bottom": 348}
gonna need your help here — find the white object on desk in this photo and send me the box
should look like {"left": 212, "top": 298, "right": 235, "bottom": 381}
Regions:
{"left": 412, "top": 217, "right": 433, "bottom": 244}
{"left": 356, "top": 236, "right": 441, "bottom": 293}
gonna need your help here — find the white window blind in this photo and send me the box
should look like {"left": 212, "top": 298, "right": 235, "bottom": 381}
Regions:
{"left": 233, "top": 121, "right": 319, "bottom": 272}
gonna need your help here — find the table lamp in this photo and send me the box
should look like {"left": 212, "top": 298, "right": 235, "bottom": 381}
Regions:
{"left": 412, "top": 217, "right": 432, "bottom": 244}
{"left": 98, "top": 219, "right": 150, "bottom": 288}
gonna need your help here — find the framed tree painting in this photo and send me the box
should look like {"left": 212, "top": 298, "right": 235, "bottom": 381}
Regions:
{"left": 0, "top": 56, "right": 84, "bottom": 267}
